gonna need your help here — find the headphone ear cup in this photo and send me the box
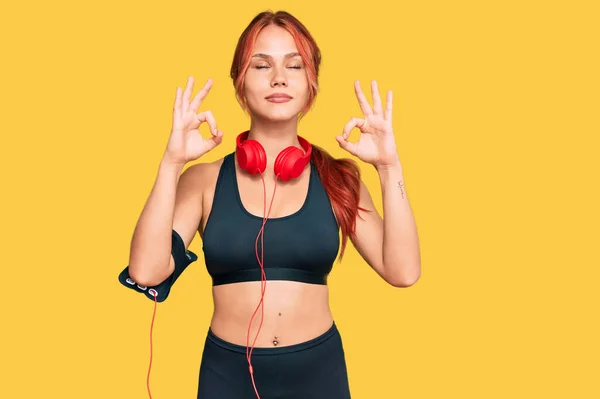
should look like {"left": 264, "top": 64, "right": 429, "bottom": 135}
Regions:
{"left": 238, "top": 140, "right": 267, "bottom": 174}
{"left": 254, "top": 142, "right": 267, "bottom": 173}
{"left": 274, "top": 147, "right": 306, "bottom": 181}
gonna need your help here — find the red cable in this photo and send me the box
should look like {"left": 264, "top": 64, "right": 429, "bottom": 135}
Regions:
{"left": 145, "top": 173, "right": 280, "bottom": 399}
{"left": 246, "top": 173, "right": 279, "bottom": 399}
{"left": 247, "top": 175, "right": 268, "bottom": 398}
{"left": 147, "top": 291, "right": 158, "bottom": 398}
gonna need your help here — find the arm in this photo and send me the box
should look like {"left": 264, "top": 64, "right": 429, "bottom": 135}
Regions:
{"left": 127, "top": 156, "right": 203, "bottom": 287}
{"left": 123, "top": 75, "right": 222, "bottom": 296}
{"left": 337, "top": 79, "right": 421, "bottom": 287}
{"left": 351, "top": 160, "right": 421, "bottom": 287}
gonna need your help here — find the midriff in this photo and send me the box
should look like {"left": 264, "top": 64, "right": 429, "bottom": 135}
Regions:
{"left": 209, "top": 280, "right": 333, "bottom": 347}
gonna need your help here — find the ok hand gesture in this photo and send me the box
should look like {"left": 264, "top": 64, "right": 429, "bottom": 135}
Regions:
{"left": 163, "top": 76, "right": 224, "bottom": 166}
{"left": 336, "top": 80, "right": 400, "bottom": 169}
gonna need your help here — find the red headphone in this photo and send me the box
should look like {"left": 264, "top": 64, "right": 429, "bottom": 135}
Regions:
{"left": 235, "top": 130, "right": 312, "bottom": 182}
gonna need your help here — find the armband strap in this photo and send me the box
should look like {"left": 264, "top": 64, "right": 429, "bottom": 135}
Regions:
{"left": 118, "top": 229, "right": 198, "bottom": 302}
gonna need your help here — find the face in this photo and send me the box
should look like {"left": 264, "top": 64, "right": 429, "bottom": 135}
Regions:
{"left": 243, "top": 25, "right": 310, "bottom": 122}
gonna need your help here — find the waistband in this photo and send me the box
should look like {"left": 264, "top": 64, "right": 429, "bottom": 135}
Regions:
{"left": 207, "top": 322, "right": 338, "bottom": 355}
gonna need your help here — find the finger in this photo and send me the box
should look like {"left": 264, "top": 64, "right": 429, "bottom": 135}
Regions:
{"left": 354, "top": 80, "right": 373, "bottom": 117}
{"left": 342, "top": 118, "right": 367, "bottom": 139}
{"left": 211, "top": 129, "right": 224, "bottom": 146}
{"left": 336, "top": 134, "right": 358, "bottom": 156}
{"left": 204, "top": 110, "right": 218, "bottom": 136}
{"left": 172, "top": 87, "right": 183, "bottom": 129}
{"left": 173, "top": 87, "right": 182, "bottom": 118}
{"left": 384, "top": 89, "right": 393, "bottom": 121}
{"left": 372, "top": 80, "right": 383, "bottom": 115}
{"left": 204, "top": 129, "right": 223, "bottom": 152}
{"left": 182, "top": 76, "right": 194, "bottom": 113}
{"left": 196, "top": 110, "right": 218, "bottom": 136}
{"left": 190, "top": 78, "right": 213, "bottom": 113}
{"left": 342, "top": 116, "right": 367, "bottom": 139}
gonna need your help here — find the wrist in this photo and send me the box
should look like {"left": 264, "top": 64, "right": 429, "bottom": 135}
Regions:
{"left": 159, "top": 155, "right": 185, "bottom": 173}
{"left": 374, "top": 157, "right": 402, "bottom": 174}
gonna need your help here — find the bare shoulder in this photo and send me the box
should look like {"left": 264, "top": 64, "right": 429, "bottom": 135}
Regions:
{"left": 187, "top": 156, "right": 225, "bottom": 194}
{"left": 181, "top": 157, "right": 224, "bottom": 190}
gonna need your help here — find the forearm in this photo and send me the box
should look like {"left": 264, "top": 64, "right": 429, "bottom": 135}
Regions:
{"left": 128, "top": 156, "right": 185, "bottom": 284}
{"left": 376, "top": 160, "right": 421, "bottom": 285}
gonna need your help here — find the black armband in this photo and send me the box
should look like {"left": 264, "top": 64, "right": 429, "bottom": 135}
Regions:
{"left": 118, "top": 229, "right": 198, "bottom": 302}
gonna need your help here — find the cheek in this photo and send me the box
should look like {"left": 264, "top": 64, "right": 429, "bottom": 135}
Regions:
{"left": 285, "top": 74, "right": 306, "bottom": 92}
{"left": 299, "top": 82, "right": 311, "bottom": 102}
{"left": 243, "top": 74, "right": 262, "bottom": 93}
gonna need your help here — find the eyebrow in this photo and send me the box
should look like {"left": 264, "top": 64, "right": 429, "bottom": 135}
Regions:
{"left": 251, "top": 52, "right": 301, "bottom": 60}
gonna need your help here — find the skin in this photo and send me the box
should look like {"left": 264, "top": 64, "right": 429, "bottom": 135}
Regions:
{"left": 170, "top": 24, "right": 420, "bottom": 348}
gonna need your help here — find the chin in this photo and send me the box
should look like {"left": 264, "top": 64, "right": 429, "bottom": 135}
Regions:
{"left": 251, "top": 106, "right": 302, "bottom": 122}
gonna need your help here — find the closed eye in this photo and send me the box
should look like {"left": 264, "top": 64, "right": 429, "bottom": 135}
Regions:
{"left": 255, "top": 65, "right": 303, "bottom": 69}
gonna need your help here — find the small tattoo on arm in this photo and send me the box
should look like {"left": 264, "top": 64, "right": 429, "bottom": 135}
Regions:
{"left": 397, "top": 180, "right": 405, "bottom": 199}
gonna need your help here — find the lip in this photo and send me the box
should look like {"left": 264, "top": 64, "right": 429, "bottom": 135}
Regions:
{"left": 265, "top": 93, "right": 293, "bottom": 102}
{"left": 266, "top": 97, "right": 292, "bottom": 103}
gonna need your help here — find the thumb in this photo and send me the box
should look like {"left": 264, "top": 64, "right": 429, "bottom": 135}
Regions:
{"left": 336, "top": 135, "right": 358, "bottom": 156}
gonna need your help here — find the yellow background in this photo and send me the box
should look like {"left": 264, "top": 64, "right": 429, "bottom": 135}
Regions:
{"left": 1, "top": 0, "right": 598, "bottom": 398}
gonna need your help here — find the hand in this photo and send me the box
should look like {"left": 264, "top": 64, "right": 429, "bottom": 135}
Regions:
{"left": 336, "top": 80, "right": 400, "bottom": 169}
{"left": 163, "top": 76, "right": 224, "bottom": 166}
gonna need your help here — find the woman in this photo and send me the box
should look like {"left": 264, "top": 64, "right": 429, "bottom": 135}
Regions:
{"left": 122, "top": 10, "right": 420, "bottom": 399}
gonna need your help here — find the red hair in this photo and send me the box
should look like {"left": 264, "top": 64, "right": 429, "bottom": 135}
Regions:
{"left": 230, "top": 10, "right": 368, "bottom": 260}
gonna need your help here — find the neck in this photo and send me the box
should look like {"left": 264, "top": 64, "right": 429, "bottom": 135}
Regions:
{"left": 247, "top": 118, "right": 302, "bottom": 161}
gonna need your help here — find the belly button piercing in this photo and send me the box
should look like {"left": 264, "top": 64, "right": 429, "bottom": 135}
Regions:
{"left": 273, "top": 335, "right": 279, "bottom": 346}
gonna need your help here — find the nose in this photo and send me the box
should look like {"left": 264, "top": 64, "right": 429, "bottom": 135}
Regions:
{"left": 271, "top": 78, "right": 287, "bottom": 87}
{"left": 270, "top": 66, "right": 288, "bottom": 88}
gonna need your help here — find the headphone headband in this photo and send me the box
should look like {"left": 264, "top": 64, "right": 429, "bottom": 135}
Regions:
{"left": 236, "top": 130, "right": 312, "bottom": 157}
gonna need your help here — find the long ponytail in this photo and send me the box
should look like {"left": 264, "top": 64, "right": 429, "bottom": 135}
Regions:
{"left": 311, "top": 145, "right": 369, "bottom": 260}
